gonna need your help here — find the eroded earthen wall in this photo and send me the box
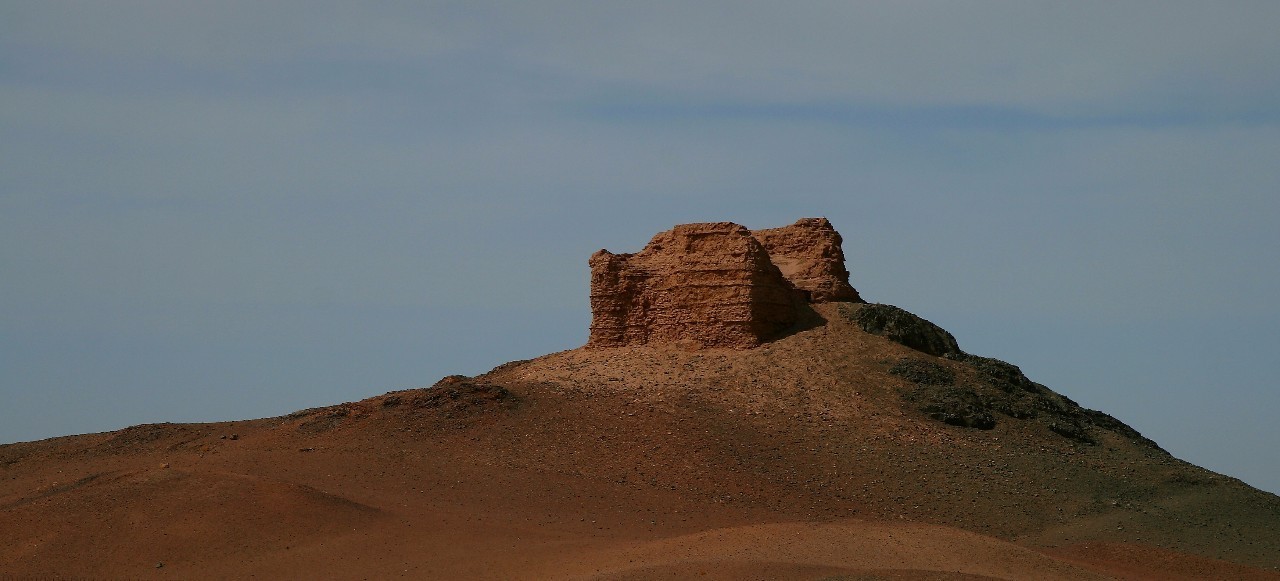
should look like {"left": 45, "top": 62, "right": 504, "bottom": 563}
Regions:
{"left": 587, "top": 218, "right": 862, "bottom": 349}
{"left": 588, "top": 222, "right": 801, "bottom": 348}
{"left": 751, "top": 217, "right": 862, "bottom": 303}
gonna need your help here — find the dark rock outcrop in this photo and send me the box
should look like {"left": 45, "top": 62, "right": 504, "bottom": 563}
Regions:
{"left": 944, "top": 353, "right": 1039, "bottom": 394}
{"left": 887, "top": 347, "right": 1165, "bottom": 449}
{"left": 891, "top": 358, "right": 996, "bottom": 429}
{"left": 839, "top": 303, "right": 961, "bottom": 357}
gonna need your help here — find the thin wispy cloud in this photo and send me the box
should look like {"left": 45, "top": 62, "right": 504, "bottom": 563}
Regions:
{"left": 2, "top": 1, "right": 1279, "bottom": 493}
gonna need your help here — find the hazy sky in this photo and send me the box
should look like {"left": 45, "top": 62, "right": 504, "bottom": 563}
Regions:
{"left": 3, "top": 2, "right": 1278, "bottom": 493}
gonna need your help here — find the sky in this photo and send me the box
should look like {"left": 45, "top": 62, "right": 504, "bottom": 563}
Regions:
{"left": 2, "top": 2, "right": 1278, "bottom": 493}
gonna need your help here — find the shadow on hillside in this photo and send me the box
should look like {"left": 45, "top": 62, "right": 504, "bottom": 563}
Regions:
{"left": 764, "top": 301, "right": 832, "bottom": 344}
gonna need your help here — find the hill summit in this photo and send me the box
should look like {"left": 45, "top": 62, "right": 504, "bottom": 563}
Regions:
{"left": 3, "top": 218, "right": 1279, "bottom": 579}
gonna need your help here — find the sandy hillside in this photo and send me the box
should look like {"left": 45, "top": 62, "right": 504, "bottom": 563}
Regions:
{"left": 2, "top": 302, "right": 1278, "bottom": 580}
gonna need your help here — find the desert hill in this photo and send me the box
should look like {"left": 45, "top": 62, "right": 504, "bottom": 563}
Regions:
{"left": 2, "top": 219, "right": 1278, "bottom": 580}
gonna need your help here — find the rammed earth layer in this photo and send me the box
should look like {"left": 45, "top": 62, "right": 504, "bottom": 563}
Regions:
{"left": 587, "top": 218, "right": 863, "bottom": 348}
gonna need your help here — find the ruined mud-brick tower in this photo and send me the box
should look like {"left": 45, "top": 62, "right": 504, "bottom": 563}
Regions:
{"left": 587, "top": 218, "right": 863, "bottom": 349}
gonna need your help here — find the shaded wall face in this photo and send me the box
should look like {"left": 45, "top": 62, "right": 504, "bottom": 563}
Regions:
{"left": 587, "top": 219, "right": 859, "bottom": 349}
{"left": 587, "top": 250, "right": 642, "bottom": 347}
{"left": 752, "top": 217, "right": 862, "bottom": 304}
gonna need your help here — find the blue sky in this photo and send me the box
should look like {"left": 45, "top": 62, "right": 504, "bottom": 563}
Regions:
{"left": 3, "top": 2, "right": 1279, "bottom": 493}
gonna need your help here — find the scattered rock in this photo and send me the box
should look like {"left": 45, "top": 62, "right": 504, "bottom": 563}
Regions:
{"left": 905, "top": 384, "right": 996, "bottom": 430}
{"left": 290, "top": 375, "right": 520, "bottom": 433}
{"left": 861, "top": 305, "right": 1161, "bottom": 447}
{"left": 991, "top": 396, "right": 1039, "bottom": 420}
{"left": 942, "top": 349, "right": 1162, "bottom": 448}
{"left": 1084, "top": 409, "right": 1164, "bottom": 450}
{"left": 1046, "top": 419, "right": 1093, "bottom": 443}
{"left": 892, "top": 358, "right": 994, "bottom": 429}
{"left": 944, "top": 353, "right": 1039, "bottom": 393}
{"left": 423, "top": 376, "right": 513, "bottom": 405}
{"left": 888, "top": 358, "right": 956, "bottom": 386}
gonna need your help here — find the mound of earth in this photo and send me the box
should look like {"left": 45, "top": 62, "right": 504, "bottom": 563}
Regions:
{"left": 2, "top": 301, "right": 1278, "bottom": 580}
